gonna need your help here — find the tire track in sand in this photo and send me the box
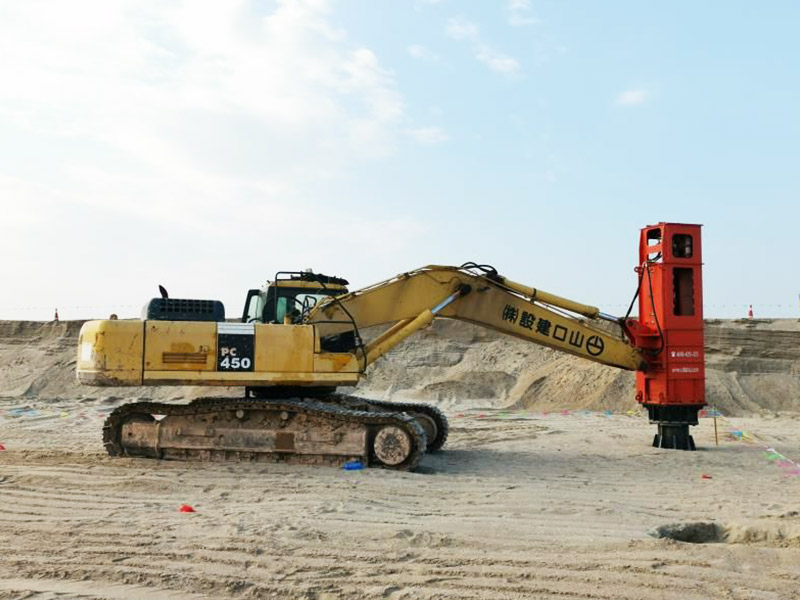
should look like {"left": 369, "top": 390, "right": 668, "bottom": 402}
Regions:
{"left": 2, "top": 411, "right": 800, "bottom": 599}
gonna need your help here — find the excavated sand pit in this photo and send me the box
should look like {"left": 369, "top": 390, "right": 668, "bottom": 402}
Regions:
{"left": 1, "top": 319, "right": 800, "bottom": 599}
{"left": 651, "top": 518, "right": 800, "bottom": 547}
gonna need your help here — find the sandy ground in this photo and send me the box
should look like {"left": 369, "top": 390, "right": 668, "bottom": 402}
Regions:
{"left": 3, "top": 397, "right": 800, "bottom": 600}
{"left": 2, "top": 319, "right": 800, "bottom": 599}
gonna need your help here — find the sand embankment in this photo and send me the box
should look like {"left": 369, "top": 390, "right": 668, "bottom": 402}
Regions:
{"left": 1, "top": 318, "right": 799, "bottom": 415}
{"left": 359, "top": 318, "right": 800, "bottom": 416}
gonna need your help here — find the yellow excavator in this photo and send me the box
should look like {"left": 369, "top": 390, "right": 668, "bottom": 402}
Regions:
{"left": 76, "top": 222, "right": 706, "bottom": 470}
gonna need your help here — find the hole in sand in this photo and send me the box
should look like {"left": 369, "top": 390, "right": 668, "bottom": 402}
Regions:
{"left": 651, "top": 521, "right": 725, "bottom": 543}
{"left": 651, "top": 520, "right": 800, "bottom": 547}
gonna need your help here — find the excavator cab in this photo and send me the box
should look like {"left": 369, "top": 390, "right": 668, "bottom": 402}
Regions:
{"left": 241, "top": 271, "right": 349, "bottom": 325}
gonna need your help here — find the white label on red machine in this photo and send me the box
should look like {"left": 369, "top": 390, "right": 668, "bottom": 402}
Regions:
{"left": 671, "top": 367, "right": 700, "bottom": 374}
{"left": 670, "top": 350, "right": 701, "bottom": 359}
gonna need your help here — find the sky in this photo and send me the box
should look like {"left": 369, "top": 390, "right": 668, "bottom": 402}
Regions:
{"left": 1, "top": 0, "right": 798, "bottom": 320}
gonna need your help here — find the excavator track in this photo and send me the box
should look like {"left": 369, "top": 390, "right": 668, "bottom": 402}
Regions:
{"left": 241, "top": 391, "right": 449, "bottom": 452}
{"left": 103, "top": 398, "right": 426, "bottom": 471}
{"left": 321, "top": 395, "right": 449, "bottom": 452}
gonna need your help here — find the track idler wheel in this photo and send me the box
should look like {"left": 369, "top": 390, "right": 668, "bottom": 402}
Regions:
{"left": 354, "top": 398, "right": 448, "bottom": 453}
{"left": 104, "top": 412, "right": 157, "bottom": 457}
{"left": 407, "top": 412, "right": 438, "bottom": 450}
{"left": 373, "top": 426, "right": 414, "bottom": 467}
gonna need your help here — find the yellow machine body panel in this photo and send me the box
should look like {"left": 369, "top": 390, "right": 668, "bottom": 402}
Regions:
{"left": 77, "top": 320, "right": 145, "bottom": 385}
{"left": 77, "top": 320, "right": 361, "bottom": 387}
{"left": 141, "top": 370, "right": 359, "bottom": 386}
{"left": 256, "top": 324, "right": 314, "bottom": 372}
{"left": 144, "top": 321, "right": 217, "bottom": 371}
{"left": 314, "top": 352, "right": 360, "bottom": 373}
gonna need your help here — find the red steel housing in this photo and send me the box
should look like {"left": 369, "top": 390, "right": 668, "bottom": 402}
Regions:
{"left": 624, "top": 222, "right": 705, "bottom": 448}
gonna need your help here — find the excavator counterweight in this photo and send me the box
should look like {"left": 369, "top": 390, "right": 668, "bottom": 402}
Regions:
{"left": 76, "top": 223, "right": 705, "bottom": 469}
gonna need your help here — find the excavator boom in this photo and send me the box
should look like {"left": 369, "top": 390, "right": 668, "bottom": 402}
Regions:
{"left": 307, "top": 265, "right": 646, "bottom": 372}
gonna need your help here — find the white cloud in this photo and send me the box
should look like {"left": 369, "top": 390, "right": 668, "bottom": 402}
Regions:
{"left": 408, "top": 44, "right": 438, "bottom": 61}
{"left": 0, "top": 0, "right": 409, "bottom": 221}
{"left": 445, "top": 17, "right": 520, "bottom": 76}
{"left": 407, "top": 127, "right": 449, "bottom": 144}
{"left": 616, "top": 89, "right": 649, "bottom": 106}
{"left": 445, "top": 17, "right": 479, "bottom": 41}
{"left": 506, "top": 0, "right": 539, "bottom": 27}
{"left": 0, "top": 0, "right": 431, "bottom": 319}
{"left": 475, "top": 44, "right": 520, "bottom": 74}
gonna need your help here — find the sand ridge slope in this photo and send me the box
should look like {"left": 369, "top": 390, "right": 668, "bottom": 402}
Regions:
{"left": 2, "top": 318, "right": 798, "bottom": 416}
{"left": 358, "top": 318, "right": 800, "bottom": 416}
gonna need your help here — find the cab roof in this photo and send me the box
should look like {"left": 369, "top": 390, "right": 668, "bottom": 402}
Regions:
{"left": 268, "top": 271, "right": 349, "bottom": 291}
{"left": 270, "top": 280, "right": 348, "bottom": 291}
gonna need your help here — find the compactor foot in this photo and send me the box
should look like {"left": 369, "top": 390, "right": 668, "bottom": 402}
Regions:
{"left": 645, "top": 405, "right": 701, "bottom": 451}
{"left": 652, "top": 424, "right": 696, "bottom": 451}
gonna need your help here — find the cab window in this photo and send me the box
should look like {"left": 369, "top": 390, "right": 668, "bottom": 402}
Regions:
{"left": 245, "top": 293, "right": 265, "bottom": 323}
{"left": 275, "top": 296, "right": 299, "bottom": 323}
{"left": 275, "top": 296, "right": 289, "bottom": 323}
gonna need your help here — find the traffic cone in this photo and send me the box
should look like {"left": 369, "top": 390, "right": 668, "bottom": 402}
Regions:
{"left": 747, "top": 305, "right": 754, "bottom": 319}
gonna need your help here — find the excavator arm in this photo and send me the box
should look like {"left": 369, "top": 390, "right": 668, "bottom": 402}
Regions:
{"left": 307, "top": 265, "right": 647, "bottom": 372}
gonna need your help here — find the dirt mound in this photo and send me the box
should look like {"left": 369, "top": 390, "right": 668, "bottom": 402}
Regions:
{"left": 704, "top": 320, "right": 800, "bottom": 414}
{"left": 358, "top": 319, "right": 800, "bottom": 416}
{"left": 0, "top": 318, "right": 798, "bottom": 416}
